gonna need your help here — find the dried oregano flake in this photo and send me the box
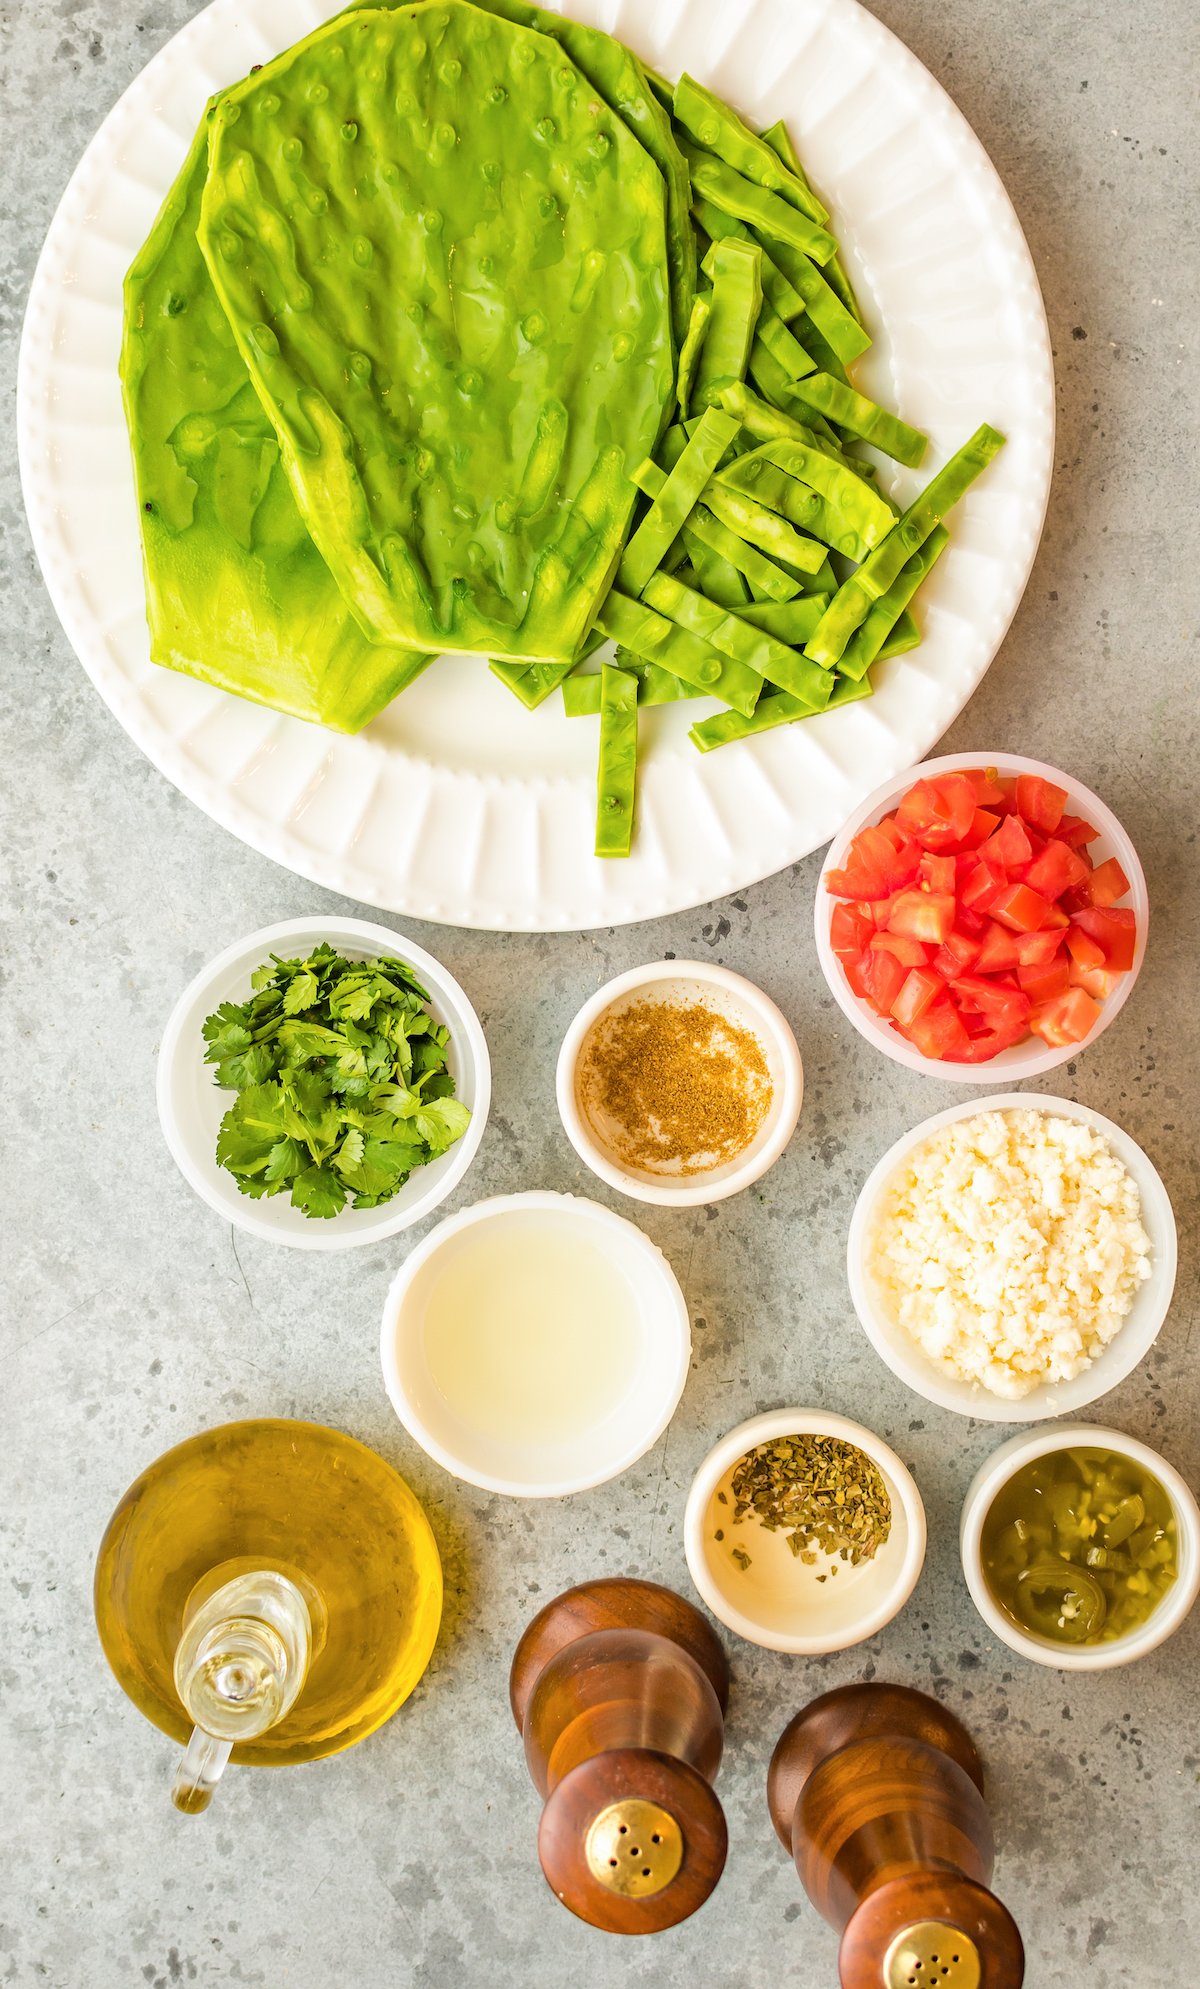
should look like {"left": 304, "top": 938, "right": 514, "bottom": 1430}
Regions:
{"left": 724, "top": 1435, "right": 892, "bottom": 1567}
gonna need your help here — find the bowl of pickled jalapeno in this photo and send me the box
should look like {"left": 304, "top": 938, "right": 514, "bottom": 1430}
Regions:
{"left": 960, "top": 1423, "right": 1200, "bottom": 1669}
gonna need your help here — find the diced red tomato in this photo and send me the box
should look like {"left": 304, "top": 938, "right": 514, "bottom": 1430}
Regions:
{"left": 950, "top": 976, "right": 1031, "bottom": 1030}
{"left": 918, "top": 852, "right": 957, "bottom": 893}
{"left": 895, "top": 773, "right": 978, "bottom": 851}
{"left": 1029, "top": 987, "right": 1101, "bottom": 1046}
{"left": 875, "top": 817, "right": 909, "bottom": 852}
{"left": 991, "top": 882, "right": 1057, "bottom": 933}
{"left": 1015, "top": 773, "right": 1068, "bottom": 834}
{"left": 968, "top": 767, "right": 1008, "bottom": 807}
{"left": 1069, "top": 958, "right": 1120, "bottom": 1001}
{"left": 891, "top": 966, "right": 944, "bottom": 1028}
{"left": 932, "top": 928, "right": 984, "bottom": 980}
{"left": 1018, "top": 957, "right": 1071, "bottom": 1003}
{"left": 957, "top": 808, "right": 1001, "bottom": 851}
{"left": 859, "top": 947, "right": 907, "bottom": 1017}
{"left": 1057, "top": 813, "right": 1102, "bottom": 848}
{"left": 825, "top": 768, "right": 1135, "bottom": 1064}
{"left": 826, "top": 821, "right": 922, "bottom": 900}
{"left": 1070, "top": 906, "right": 1136, "bottom": 972}
{"left": 960, "top": 854, "right": 1008, "bottom": 912}
{"left": 1084, "top": 857, "right": 1131, "bottom": 907}
{"left": 830, "top": 901, "right": 874, "bottom": 965}
{"left": 1014, "top": 926, "right": 1066, "bottom": 966}
{"left": 887, "top": 890, "right": 957, "bottom": 944}
{"left": 898, "top": 995, "right": 973, "bottom": 1061}
{"left": 947, "top": 1011, "right": 1032, "bottom": 1062}
{"left": 1066, "top": 926, "right": 1106, "bottom": 971}
{"left": 975, "top": 921, "right": 1022, "bottom": 973}
{"left": 1024, "top": 837, "right": 1092, "bottom": 899}
{"left": 870, "top": 931, "right": 930, "bottom": 968}
{"left": 988, "top": 814, "right": 1034, "bottom": 871}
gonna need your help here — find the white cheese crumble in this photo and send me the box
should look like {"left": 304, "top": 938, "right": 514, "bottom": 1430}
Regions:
{"left": 867, "top": 1108, "right": 1153, "bottom": 1399}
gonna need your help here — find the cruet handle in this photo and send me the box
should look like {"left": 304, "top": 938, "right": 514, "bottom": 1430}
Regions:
{"left": 170, "top": 1570, "right": 312, "bottom": 1814}
{"left": 171, "top": 1728, "right": 234, "bottom": 1814}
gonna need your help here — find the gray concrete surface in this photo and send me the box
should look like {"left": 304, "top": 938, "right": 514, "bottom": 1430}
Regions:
{"left": 2, "top": 2, "right": 1197, "bottom": 1984}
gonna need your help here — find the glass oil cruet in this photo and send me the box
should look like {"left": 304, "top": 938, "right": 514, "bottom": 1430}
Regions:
{"left": 94, "top": 1420, "right": 443, "bottom": 1812}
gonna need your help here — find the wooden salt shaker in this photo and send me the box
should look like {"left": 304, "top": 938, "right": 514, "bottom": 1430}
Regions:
{"left": 510, "top": 1577, "right": 730, "bottom": 1933}
{"left": 768, "top": 1683, "right": 1025, "bottom": 1988}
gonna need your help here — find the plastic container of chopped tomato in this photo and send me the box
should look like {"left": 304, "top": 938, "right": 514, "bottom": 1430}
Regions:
{"left": 814, "top": 753, "right": 1148, "bottom": 1082}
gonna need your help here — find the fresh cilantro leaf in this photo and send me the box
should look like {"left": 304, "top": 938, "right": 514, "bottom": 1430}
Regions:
{"left": 264, "top": 1136, "right": 306, "bottom": 1183}
{"left": 359, "top": 1111, "right": 425, "bottom": 1145}
{"left": 414, "top": 1098, "right": 472, "bottom": 1153}
{"left": 215, "top": 1083, "right": 287, "bottom": 1177}
{"left": 282, "top": 970, "right": 319, "bottom": 1015}
{"left": 327, "top": 976, "right": 379, "bottom": 1023}
{"left": 338, "top": 1137, "right": 414, "bottom": 1200}
{"left": 215, "top": 1042, "right": 277, "bottom": 1092}
{"left": 203, "top": 949, "right": 470, "bottom": 1221}
{"left": 376, "top": 958, "right": 432, "bottom": 1002}
{"left": 290, "top": 1165, "right": 346, "bottom": 1219}
{"left": 276, "top": 1020, "right": 348, "bottom": 1065}
{"left": 202, "top": 1003, "right": 251, "bottom": 1052}
{"left": 333, "top": 1128, "right": 366, "bottom": 1175}
{"left": 280, "top": 1071, "right": 342, "bottom": 1154}
{"left": 420, "top": 1071, "right": 457, "bottom": 1102}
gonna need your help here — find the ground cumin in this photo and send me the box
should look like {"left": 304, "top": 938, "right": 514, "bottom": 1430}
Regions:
{"left": 579, "top": 998, "right": 773, "bottom": 1175}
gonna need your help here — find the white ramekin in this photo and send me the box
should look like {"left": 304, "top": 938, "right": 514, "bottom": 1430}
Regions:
{"left": 379, "top": 1191, "right": 692, "bottom": 1497}
{"left": 960, "top": 1422, "right": 1200, "bottom": 1669}
{"left": 847, "top": 1092, "right": 1177, "bottom": 1422}
{"left": 157, "top": 916, "right": 490, "bottom": 1252}
{"left": 814, "top": 752, "right": 1148, "bottom": 1083}
{"left": 556, "top": 960, "right": 803, "bottom": 1207}
{"left": 683, "top": 1408, "right": 926, "bottom": 1653}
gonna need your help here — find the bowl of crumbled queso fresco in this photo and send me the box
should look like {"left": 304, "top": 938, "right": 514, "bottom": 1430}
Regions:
{"left": 847, "top": 1095, "right": 1177, "bottom": 1422}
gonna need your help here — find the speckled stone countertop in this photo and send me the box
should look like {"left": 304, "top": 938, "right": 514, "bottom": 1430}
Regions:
{"left": 2, "top": 3, "right": 1197, "bottom": 1985}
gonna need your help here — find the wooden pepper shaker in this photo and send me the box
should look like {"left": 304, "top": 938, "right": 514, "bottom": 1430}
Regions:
{"left": 510, "top": 1577, "right": 730, "bottom": 1933}
{"left": 767, "top": 1683, "right": 1025, "bottom": 1988}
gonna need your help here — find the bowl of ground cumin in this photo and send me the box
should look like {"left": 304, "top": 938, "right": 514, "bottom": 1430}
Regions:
{"left": 557, "top": 961, "right": 804, "bottom": 1206}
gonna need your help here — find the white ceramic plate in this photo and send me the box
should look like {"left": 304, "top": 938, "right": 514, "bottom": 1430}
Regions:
{"left": 18, "top": 0, "right": 1054, "bottom": 932}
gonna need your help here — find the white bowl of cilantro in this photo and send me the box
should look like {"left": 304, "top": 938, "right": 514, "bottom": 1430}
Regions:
{"left": 157, "top": 917, "right": 490, "bottom": 1251}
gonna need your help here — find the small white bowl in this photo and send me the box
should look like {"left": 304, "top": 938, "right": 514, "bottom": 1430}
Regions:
{"left": 556, "top": 961, "right": 803, "bottom": 1207}
{"left": 847, "top": 1093, "right": 1177, "bottom": 1422}
{"left": 814, "top": 752, "right": 1149, "bottom": 1083}
{"left": 960, "top": 1423, "right": 1200, "bottom": 1669}
{"left": 157, "top": 916, "right": 490, "bottom": 1252}
{"left": 379, "top": 1191, "right": 691, "bottom": 1497}
{"left": 683, "top": 1408, "right": 926, "bottom": 1653}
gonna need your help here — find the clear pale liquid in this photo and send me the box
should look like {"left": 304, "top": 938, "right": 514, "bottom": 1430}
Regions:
{"left": 423, "top": 1223, "right": 643, "bottom": 1445}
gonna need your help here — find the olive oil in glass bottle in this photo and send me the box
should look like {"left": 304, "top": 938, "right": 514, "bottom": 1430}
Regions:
{"left": 94, "top": 1420, "right": 442, "bottom": 1810}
